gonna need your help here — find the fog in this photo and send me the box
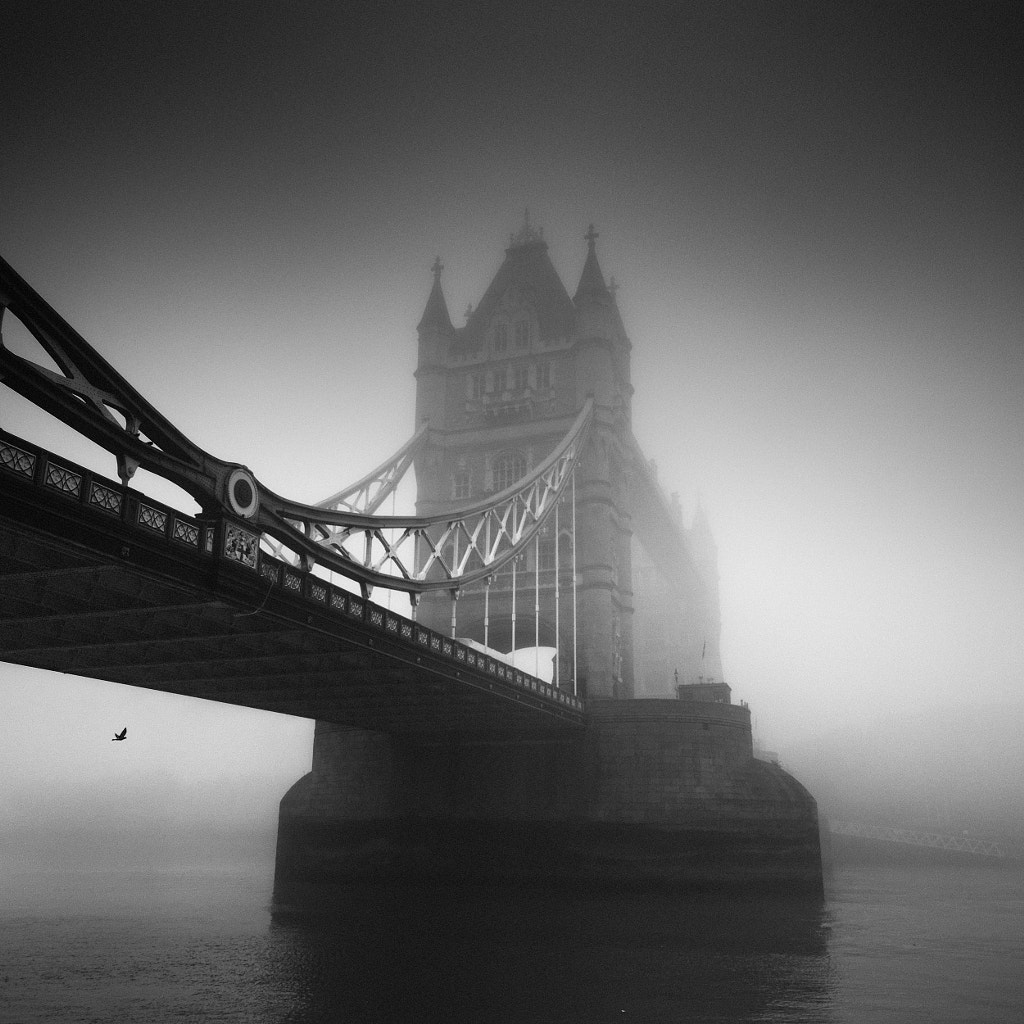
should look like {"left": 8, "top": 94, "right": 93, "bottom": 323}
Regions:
{"left": 2, "top": 4, "right": 1021, "bottom": 866}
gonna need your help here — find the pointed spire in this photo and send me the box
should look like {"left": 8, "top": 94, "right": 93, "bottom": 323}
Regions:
{"left": 574, "top": 223, "right": 612, "bottom": 304}
{"left": 417, "top": 255, "right": 453, "bottom": 334}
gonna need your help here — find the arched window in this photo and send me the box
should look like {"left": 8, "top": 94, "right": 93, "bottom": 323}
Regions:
{"left": 452, "top": 470, "right": 471, "bottom": 501}
{"left": 492, "top": 449, "right": 526, "bottom": 492}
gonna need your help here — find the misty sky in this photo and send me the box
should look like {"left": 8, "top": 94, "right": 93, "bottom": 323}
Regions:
{"left": 2, "top": 2, "right": 1022, "bottom": 857}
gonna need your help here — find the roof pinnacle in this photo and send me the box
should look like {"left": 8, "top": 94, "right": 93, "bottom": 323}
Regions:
{"left": 573, "top": 222, "right": 610, "bottom": 304}
{"left": 418, "top": 255, "right": 453, "bottom": 334}
{"left": 510, "top": 208, "right": 544, "bottom": 248}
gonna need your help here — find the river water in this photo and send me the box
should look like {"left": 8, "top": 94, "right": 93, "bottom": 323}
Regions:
{"left": 1, "top": 863, "right": 1021, "bottom": 1022}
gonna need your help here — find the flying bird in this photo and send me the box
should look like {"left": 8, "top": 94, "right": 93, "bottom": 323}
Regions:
{"left": 112, "top": 728, "right": 127, "bottom": 741}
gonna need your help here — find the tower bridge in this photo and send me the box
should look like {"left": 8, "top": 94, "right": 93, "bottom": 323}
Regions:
{"left": 0, "top": 223, "right": 823, "bottom": 897}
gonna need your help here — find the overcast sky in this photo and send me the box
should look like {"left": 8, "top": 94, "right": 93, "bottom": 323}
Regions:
{"left": 2, "top": 2, "right": 1022, "bottom": 859}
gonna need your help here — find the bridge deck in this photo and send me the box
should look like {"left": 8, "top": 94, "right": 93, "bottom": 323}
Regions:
{"left": 0, "top": 431, "right": 583, "bottom": 733}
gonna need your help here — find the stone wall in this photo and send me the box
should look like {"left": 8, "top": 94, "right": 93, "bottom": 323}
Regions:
{"left": 584, "top": 699, "right": 752, "bottom": 823}
{"left": 274, "top": 700, "right": 822, "bottom": 901}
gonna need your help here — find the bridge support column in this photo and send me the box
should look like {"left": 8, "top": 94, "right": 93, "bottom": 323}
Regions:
{"left": 273, "top": 722, "right": 398, "bottom": 903}
{"left": 273, "top": 700, "right": 822, "bottom": 910}
{"left": 574, "top": 428, "right": 635, "bottom": 699}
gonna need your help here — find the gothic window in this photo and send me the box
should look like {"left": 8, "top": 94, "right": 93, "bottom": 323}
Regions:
{"left": 452, "top": 470, "right": 471, "bottom": 501}
{"left": 514, "top": 320, "right": 530, "bottom": 349}
{"left": 514, "top": 362, "right": 530, "bottom": 392}
{"left": 467, "top": 372, "right": 484, "bottom": 400}
{"left": 536, "top": 361, "right": 552, "bottom": 390}
{"left": 493, "top": 323, "right": 508, "bottom": 353}
{"left": 493, "top": 449, "right": 526, "bottom": 492}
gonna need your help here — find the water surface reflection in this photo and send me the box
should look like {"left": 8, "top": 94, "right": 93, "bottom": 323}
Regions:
{"left": 270, "top": 885, "right": 833, "bottom": 1023}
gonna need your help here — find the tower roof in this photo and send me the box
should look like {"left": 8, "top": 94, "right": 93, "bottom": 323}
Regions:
{"left": 457, "top": 218, "right": 575, "bottom": 348}
{"left": 417, "top": 256, "right": 454, "bottom": 334}
{"left": 571, "top": 224, "right": 627, "bottom": 342}
{"left": 573, "top": 224, "right": 612, "bottom": 304}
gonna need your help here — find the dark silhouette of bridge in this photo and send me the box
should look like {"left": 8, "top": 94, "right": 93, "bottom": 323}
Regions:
{"left": 0, "top": 425, "right": 582, "bottom": 731}
{"left": 1, "top": 233, "right": 827, "bottom": 896}
{"left": 0, "top": 225, "right": 714, "bottom": 734}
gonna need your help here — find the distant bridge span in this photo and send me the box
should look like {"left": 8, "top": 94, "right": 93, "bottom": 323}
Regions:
{"left": 830, "top": 820, "right": 1009, "bottom": 860}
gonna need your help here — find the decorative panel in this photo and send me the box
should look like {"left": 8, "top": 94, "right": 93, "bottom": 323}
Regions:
{"left": 224, "top": 523, "right": 259, "bottom": 569}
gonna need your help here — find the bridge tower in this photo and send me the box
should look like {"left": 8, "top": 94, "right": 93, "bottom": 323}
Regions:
{"left": 413, "top": 218, "right": 635, "bottom": 699}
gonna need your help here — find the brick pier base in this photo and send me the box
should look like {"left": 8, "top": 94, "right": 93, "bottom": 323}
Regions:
{"left": 273, "top": 700, "right": 822, "bottom": 908}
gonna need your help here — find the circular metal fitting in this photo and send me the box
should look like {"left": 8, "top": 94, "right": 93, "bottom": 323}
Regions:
{"left": 226, "top": 468, "right": 259, "bottom": 519}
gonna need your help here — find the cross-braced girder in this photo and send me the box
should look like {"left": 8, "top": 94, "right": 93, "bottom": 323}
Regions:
{"left": 0, "top": 256, "right": 591, "bottom": 596}
{"left": 316, "top": 423, "right": 428, "bottom": 515}
{"left": 273, "top": 399, "right": 590, "bottom": 593}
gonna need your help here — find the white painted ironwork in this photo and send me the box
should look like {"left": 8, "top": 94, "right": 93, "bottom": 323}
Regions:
{"left": 317, "top": 423, "right": 428, "bottom": 515}
{"left": 265, "top": 400, "right": 593, "bottom": 594}
{"left": 511, "top": 555, "right": 518, "bottom": 654}
{"left": 534, "top": 532, "right": 540, "bottom": 677}
{"left": 572, "top": 469, "right": 577, "bottom": 696}
{"left": 554, "top": 498, "right": 560, "bottom": 690}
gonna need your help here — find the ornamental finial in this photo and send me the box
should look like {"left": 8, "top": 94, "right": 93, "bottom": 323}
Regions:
{"left": 585, "top": 223, "right": 599, "bottom": 249}
{"left": 510, "top": 208, "right": 543, "bottom": 247}
{"left": 431, "top": 255, "right": 443, "bottom": 281}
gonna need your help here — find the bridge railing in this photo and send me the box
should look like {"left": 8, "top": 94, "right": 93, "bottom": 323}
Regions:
{"left": 1, "top": 427, "right": 584, "bottom": 717}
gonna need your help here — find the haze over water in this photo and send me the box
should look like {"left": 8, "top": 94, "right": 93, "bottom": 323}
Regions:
{"left": 3, "top": 863, "right": 1023, "bottom": 1023}
{"left": 1, "top": 3, "right": 1022, "bottom": 1018}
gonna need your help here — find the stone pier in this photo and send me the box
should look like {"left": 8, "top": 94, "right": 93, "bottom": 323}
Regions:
{"left": 273, "top": 699, "right": 823, "bottom": 908}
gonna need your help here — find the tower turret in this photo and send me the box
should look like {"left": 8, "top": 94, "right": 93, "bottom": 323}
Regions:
{"left": 415, "top": 256, "right": 453, "bottom": 429}
{"left": 567, "top": 225, "right": 636, "bottom": 698}
{"left": 573, "top": 224, "right": 613, "bottom": 305}
{"left": 572, "top": 226, "right": 632, "bottom": 423}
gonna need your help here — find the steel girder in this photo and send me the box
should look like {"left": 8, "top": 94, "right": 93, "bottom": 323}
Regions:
{"left": 1, "top": 256, "right": 591, "bottom": 596}
{"left": 315, "top": 422, "right": 428, "bottom": 514}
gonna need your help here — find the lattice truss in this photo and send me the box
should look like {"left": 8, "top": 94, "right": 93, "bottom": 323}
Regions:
{"left": 316, "top": 424, "right": 428, "bottom": 516}
{"left": 830, "top": 820, "right": 1007, "bottom": 858}
{"left": 267, "top": 401, "right": 589, "bottom": 592}
{"left": 0, "top": 256, "right": 591, "bottom": 595}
